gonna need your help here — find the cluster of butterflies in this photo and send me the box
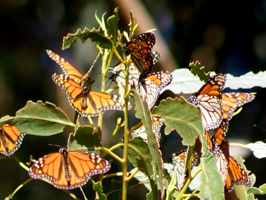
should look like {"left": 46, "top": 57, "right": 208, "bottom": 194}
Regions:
{"left": 0, "top": 32, "right": 172, "bottom": 190}
{"left": 169, "top": 73, "right": 255, "bottom": 192}
{"left": 0, "top": 32, "right": 256, "bottom": 193}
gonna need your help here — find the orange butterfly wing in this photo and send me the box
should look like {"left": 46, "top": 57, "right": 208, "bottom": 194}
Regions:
{"left": 29, "top": 148, "right": 111, "bottom": 190}
{"left": 52, "top": 74, "right": 124, "bottom": 117}
{"left": 221, "top": 92, "right": 255, "bottom": 121}
{"left": 124, "top": 33, "right": 156, "bottom": 74}
{"left": 0, "top": 124, "right": 25, "bottom": 156}
{"left": 46, "top": 50, "right": 83, "bottom": 83}
{"left": 130, "top": 117, "right": 165, "bottom": 142}
{"left": 172, "top": 150, "right": 198, "bottom": 191}
{"left": 189, "top": 73, "right": 226, "bottom": 131}
{"left": 137, "top": 71, "right": 172, "bottom": 109}
{"left": 219, "top": 140, "right": 251, "bottom": 192}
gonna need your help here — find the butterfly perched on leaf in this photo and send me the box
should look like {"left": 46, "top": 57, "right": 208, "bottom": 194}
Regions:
{"left": 204, "top": 92, "right": 255, "bottom": 153}
{"left": 108, "top": 59, "right": 172, "bottom": 109}
{"left": 171, "top": 150, "right": 198, "bottom": 191}
{"left": 0, "top": 124, "right": 25, "bottom": 156}
{"left": 130, "top": 117, "right": 165, "bottom": 142}
{"left": 47, "top": 50, "right": 128, "bottom": 117}
{"left": 214, "top": 140, "right": 251, "bottom": 192}
{"left": 124, "top": 32, "right": 158, "bottom": 74}
{"left": 29, "top": 148, "right": 111, "bottom": 190}
{"left": 188, "top": 73, "right": 226, "bottom": 131}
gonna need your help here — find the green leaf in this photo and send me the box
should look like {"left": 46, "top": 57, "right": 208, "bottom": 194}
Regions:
{"left": 1, "top": 101, "right": 73, "bottom": 136}
{"left": 129, "top": 11, "right": 139, "bottom": 38}
{"left": 68, "top": 126, "right": 100, "bottom": 151}
{"left": 133, "top": 90, "right": 164, "bottom": 196}
{"left": 107, "top": 7, "right": 119, "bottom": 44}
{"left": 62, "top": 27, "right": 113, "bottom": 50}
{"left": 135, "top": 158, "right": 158, "bottom": 200}
{"left": 197, "top": 121, "right": 224, "bottom": 200}
{"left": 128, "top": 138, "right": 154, "bottom": 179}
{"left": 189, "top": 60, "right": 209, "bottom": 82}
{"left": 152, "top": 97, "right": 202, "bottom": 146}
{"left": 248, "top": 183, "right": 266, "bottom": 195}
{"left": 93, "top": 182, "right": 107, "bottom": 200}
{"left": 106, "top": 178, "right": 139, "bottom": 199}
{"left": 0, "top": 115, "right": 13, "bottom": 122}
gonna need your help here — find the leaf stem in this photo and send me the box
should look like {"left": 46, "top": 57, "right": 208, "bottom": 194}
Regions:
{"left": 100, "top": 147, "right": 124, "bottom": 163}
{"left": 12, "top": 154, "right": 29, "bottom": 171}
{"left": 103, "top": 172, "right": 124, "bottom": 179}
{"left": 113, "top": 46, "right": 124, "bottom": 63}
{"left": 7, "top": 178, "right": 32, "bottom": 199}
{"left": 106, "top": 118, "right": 123, "bottom": 148}
{"left": 126, "top": 168, "right": 139, "bottom": 182}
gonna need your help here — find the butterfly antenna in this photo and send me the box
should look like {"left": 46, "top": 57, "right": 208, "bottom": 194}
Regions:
{"left": 254, "top": 124, "right": 266, "bottom": 132}
{"left": 80, "top": 51, "right": 101, "bottom": 83}
{"left": 48, "top": 144, "right": 63, "bottom": 148}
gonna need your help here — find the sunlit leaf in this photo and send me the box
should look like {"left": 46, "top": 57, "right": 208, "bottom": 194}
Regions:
{"left": 246, "top": 141, "right": 266, "bottom": 159}
{"left": 2, "top": 101, "right": 73, "bottom": 136}
{"left": 162, "top": 69, "right": 266, "bottom": 94}
{"left": 189, "top": 60, "right": 209, "bottom": 82}
{"left": 133, "top": 90, "right": 164, "bottom": 195}
{"left": 152, "top": 97, "right": 202, "bottom": 146}
{"left": 248, "top": 183, "right": 266, "bottom": 195}
{"left": 62, "top": 27, "right": 112, "bottom": 50}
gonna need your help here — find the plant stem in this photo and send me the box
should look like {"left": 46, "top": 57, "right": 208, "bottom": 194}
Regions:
{"left": 100, "top": 147, "right": 124, "bottom": 163}
{"left": 103, "top": 172, "right": 124, "bottom": 179}
{"left": 121, "top": 58, "right": 130, "bottom": 200}
{"left": 7, "top": 178, "right": 32, "bottom": 199}
{"left": 126, "top": 168, "right": 139, "bottom": 182}
{"left": 12, "top": 154, "right": 29, "bottom": 171}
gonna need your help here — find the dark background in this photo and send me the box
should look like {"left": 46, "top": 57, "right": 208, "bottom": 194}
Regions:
{"left": 0, "top": 0, "right": 266, "bottom": 199}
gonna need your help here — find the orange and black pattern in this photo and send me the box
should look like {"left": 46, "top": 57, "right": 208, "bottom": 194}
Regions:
{"left": 29, "top": 148, "right": 111, "bottom": 190}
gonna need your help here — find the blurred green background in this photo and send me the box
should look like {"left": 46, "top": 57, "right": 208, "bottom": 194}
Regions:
{"left": 1, "top": 0, "right": 266, "bottom": 199}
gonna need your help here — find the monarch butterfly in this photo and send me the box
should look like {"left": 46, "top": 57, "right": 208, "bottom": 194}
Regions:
{"left": 47, "top": 50, "right": 127, "bottom": 117}
{"left": 138, "top": 71, "right": 173, "bottom": 109}
{"left": 130, "top": 117, "right": 165, "bottom": 142}
{"left": 46, "top": 50, "right": 83, "bottom": 83}
{"left": 172, "top": 150, "right": 198, "bottom": 191}
{"left": 204, "top": 121, "right": 229, "bottom": 154}
{"left": 221, "top": 92, "right": 255, "bottom": 121}
{"left": 0, "top": 124, "right": 25, "bottom": 156}
{"left": 188, "top": 73, "right": 226, "bottom": 131}
{"left": 108, "top": 60, "right": 140, "bottom": 97}
{"left": 124, "top": 32, "right": 158, "bottom": 74}
{"left": 29, "top": 148, "right": 111, "bottom": 190}
{"left": 108, "top": 53, "right": 169, "bottom": 109}
{"left": 205, "top": 92, "right": 255, "bottom": 153}
{"left": 214, "top": 140, "right": 251, "bottom": 192}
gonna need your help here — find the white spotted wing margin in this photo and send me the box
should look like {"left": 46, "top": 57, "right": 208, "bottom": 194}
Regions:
{"left": 29, "top": 148, "right": 111, "bottom": 190}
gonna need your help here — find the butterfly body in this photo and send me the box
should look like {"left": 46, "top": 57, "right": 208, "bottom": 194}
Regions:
{"left": 48, "top": 50, "right": 127, "bottom": 117}
{"left": 29, "top": 148, "right": 111, "bottom": 190}
{"left": 124, "top": 32, "right": 156, "bottom": 74}
{"left": 188, "top": 74, "right": 226, "bottom": 131}
{"left": 213, "top": 140, "right": 251, "bottom": 192}
{"left": 172, "top": 150, "right": 198, "bottom": 191}
{"left": 130, "top": 117, "right": 165, "bottom": 142}
{"left": 0, "top": 124, "right": 25, "bottom": 156}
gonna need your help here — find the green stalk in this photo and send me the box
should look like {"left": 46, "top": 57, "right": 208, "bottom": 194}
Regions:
{"left": 121, "top": 57, "right": 130, "bottom": 200}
